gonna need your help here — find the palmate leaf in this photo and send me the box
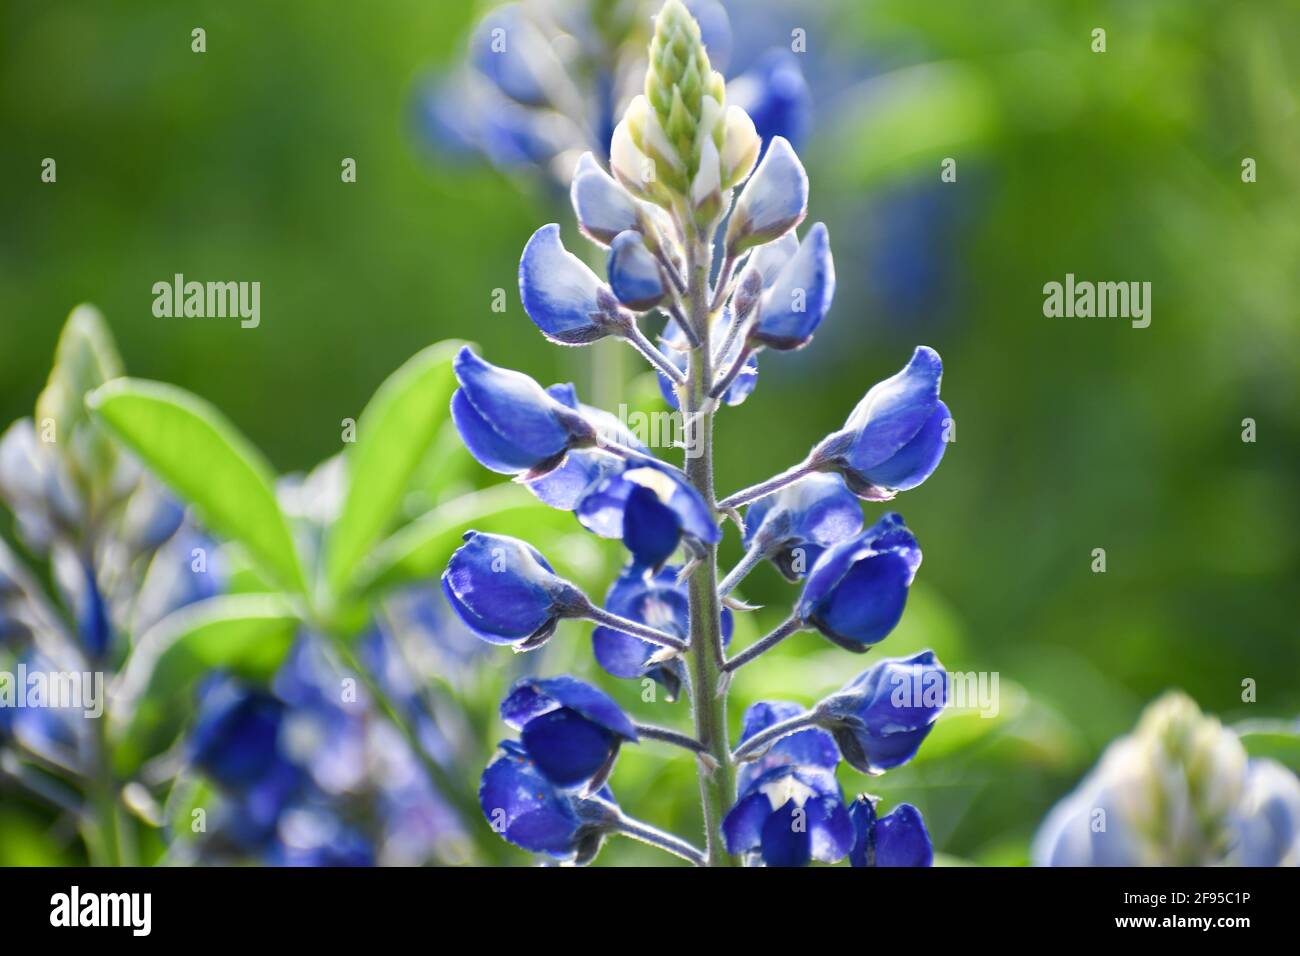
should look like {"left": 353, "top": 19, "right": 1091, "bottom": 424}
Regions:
{"left": 111, "top": 593, "right": 301, "bottom": 774}
{"left": 324, "top": 341, "right": 464, "bottom": 597}
{"left": 88, "top": 379, "right": 307, "bottom": 594}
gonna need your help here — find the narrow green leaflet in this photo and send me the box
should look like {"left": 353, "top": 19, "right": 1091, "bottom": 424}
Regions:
{"left": 354, "top": 483, "right": 579, "bottom": 596}
{"left": 111, "top": 593, "right": 301, "bottom": 773}
{"left": 324, "top": 340, "right": 463, "bottom": 597}
{"left": 88, "top": 379, "right": 307, "bottom": 593}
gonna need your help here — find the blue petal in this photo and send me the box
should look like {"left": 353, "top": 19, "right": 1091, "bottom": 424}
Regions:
{"left": 453, "top": 348, "right": 576, "bottom": 465}
{"left": 736, "top": 700, "right": 839, "bottom": 796}
{"left": 809, "top": 796, "right": 855, "bottom": 864}
{"left": 451, "top": 389, "right": 540, "bottom": 474}
{"left": 843, "top": 347, "right": 943, "bottom": 474}
{"left": 725, "top": 136, "right": 808, "bottom": 254}
{"left": 441, "top": 531, "right": 560, "bottom": 641}
{"left": 810, "top": 551, "right": 913, "bottom": 648}
{"left": 570, "top": 153, "right": 641, "bottom": 245}
{"left": 761, "top": 800, "right": 812, "bottom": 867}
{"left": 874, "top": 803, "right": 933, "bottom": 866}
{"left": 864, "top": 400, "right": 951, "bottom": 492}
{"left": 519, "top": 225, "right": 608, "bottom": 344}
{"left": 722, "top": 791, "right": 771, "bottom": 856}
{"left": 470, "top": 7, "right": 553, "bottom": 108}
{"left": 752, "top": 223, "right": 835, "bottom": 350}
{"left": 607, "top": 230, "right": 664, "bottom": 311}
{"left": 520, "top": 708, "right": 617, "bottom": 788}
{"left": 623, "top": 484, "right": 682, "bottom": 567}
{"left": 189, "top": 678, "right": 292, "bottom": 791}
{"left": 526, "top": 448, "right": 621, "bottom": 511}
{"left": 479, "top": 741, "right": 583, "bottom": 856}
{"left": 727, "top": 49, "right": 811, "bottom": 150}
{"left": 520, "top": 675, "right": 638, "bottom": 740}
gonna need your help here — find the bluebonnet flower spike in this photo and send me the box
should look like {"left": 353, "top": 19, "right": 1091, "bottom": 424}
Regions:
{"left": 814, "top": 651, "right": 948, "bottom": 774}
{"left": 501, "top": 675, "right": 639, "bottom": 794}
{"left": 449, "top": 347, "right": 596, "bottom": 477}
{"left": 848, "top": 795, "right": 933, "bottom": 867}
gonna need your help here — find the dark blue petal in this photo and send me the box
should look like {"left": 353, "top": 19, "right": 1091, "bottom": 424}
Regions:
{"left": 441, "top": 531, "right": 562, "bottom": 642}
{"left": 761, "top": 800, "right": 813, "bottom": 867}
{"left": 520, "top": 708, "right": 617, "bottom": 787}
{"left": 821, "top": 651, "right": 948, "bottom": 773}
{"left": 722, "top": 791, "right": 771, "bottom": 856}
{"left": 864, "top": 400, "right": 951, "bottom": 492}
{"left": 727, "top": 48, "right": 811, "bottom": 150}
{"left": 736, "top": 700, "right": 839, "bottom": 796}
{"left": 810, "top": 550, "right": 912, "bottom": 648}
{"left": 623, "top": 484, "right": 683, "bottom": 568}
{"left": 451, "top": 389, "right": 541, "bottom": 474}
{"left": 874, "top": 803, "right": 933, "bottom": 866}
{"left": 190, "top": 677, "right": 291, "bottom": 791}
{"left": 522, "top": 675, "right": 638, "bottom": 741}
{"left": 479, "top": 741, "right": 584, "bottom": 856}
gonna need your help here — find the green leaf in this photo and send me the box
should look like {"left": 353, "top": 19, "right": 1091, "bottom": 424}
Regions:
{"left": 111, "top": 594, "right": 301, "bottom": 773}
{"left": 88, "top": 378, "right": 307, "bottom": 593}
{"left": 324, "top": 341, "right": 464, "bottom": 597}
{"left": 354, "top": 483, "right": 577, "bottom": 595}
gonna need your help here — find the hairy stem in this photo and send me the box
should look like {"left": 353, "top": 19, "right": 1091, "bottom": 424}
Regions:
{"left": 582, "top": 605, "right": 690, "bottom": 652}
{"left": 683, "top": 230, "right": 739, "bottom": 867}
{"left": 718, "top": 459, "right": 818, "bottom": 511}
{"left": 723, "top": 614, "right": 804, "bottom": 673}
{"left": 612, "top": 813, "right": 707, "bottom": 866}
{"left": 731, "top": 711, "right": 820, "bottom": 763}
{"left": 634, "top": 722, "right": 706, "bottom": 753}
{"left": 717, "top": 542, "right": 767, "bottom": 597}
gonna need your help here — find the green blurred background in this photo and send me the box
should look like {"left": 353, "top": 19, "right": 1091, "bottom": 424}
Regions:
{"left": 3, "top": 0, "right": 1298, "bottom": 865}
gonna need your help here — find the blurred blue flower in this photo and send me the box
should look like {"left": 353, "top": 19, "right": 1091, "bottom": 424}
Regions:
{"left": 815, "top": 650, "right": 948, "bottom": 774}
{"left": 727, "top": 49, "right": 811, "bottom": 151}
{"left": 479, "top": 739, "right": 616, "bottom": 862}
{"left": 502, "top": 675, "right": 638, "bottom": 791}
{"left": 848, "top": 795, "right": 933, "bottom": 867}
{"left": 1034, "top": 692, "right": 1300, "bottom": 867}
{"left": 795, "top": 512, "right": 921, "bottom": 651}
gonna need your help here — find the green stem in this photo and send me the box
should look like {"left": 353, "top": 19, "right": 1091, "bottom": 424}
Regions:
{"left": 683, "top": 230, "right": 738, "bottom": 866}
{"left": 88, "top": 711, "right": 124, "bottom": 866}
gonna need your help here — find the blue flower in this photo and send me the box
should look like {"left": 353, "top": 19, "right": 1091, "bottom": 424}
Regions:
{"left": 502, "top": 675, "right": 639, "bottom": 791}
{"left": 795, "top": 512, "right": 921, "bottom": 650}
{"left": 749, "top": 223, "right": 835, "bottom": 350}
{"left": 592, "top": 565, "right": 733, "bottom": 700}
{"left": 728, "top": 49, "right": 812, "bottom": 150}
{"left": 479, "top": 739, "right": 617, "bottom": 862}
{"left": 722, "top": 700, "right": 852, "bottom": 867}
{"left": 607, "top": 231, "right": 665, "bottom": 311}
{"left": 441, "top": 530, "right": 585, "bottom": 649}
{"left": 848, "top": 795, "right": 934, "bottom": 867}
{"left": 570, "top": 152, "right": 647, "bottom": 246}
{"left": 519, "top": 224, "right": 618, "bottom": 344}
{"left": 469, "top": 5, "right": 561, "bottom": 109}
{"left": 734, "top": 700, "right": 840, "bottom": 792}
{"left": 742, "top": 473, "right": 862, "bottom": 581}
{"left": 189, "top": 676, "right": 297, "bottom": 791}
{"left": 450, "top": 347, "right": 596, "bottom": 476}
{"left": 724, "top": 136, "right": 808, "bottom": 256}
{"left": 813, "top": 346, "right": 951, "bottom": 500}
{"left": 815, "top": 650, "right": 948, "bottom": 774}
{"left": 580, "top": 460, "right": 721, "bottom": 568}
